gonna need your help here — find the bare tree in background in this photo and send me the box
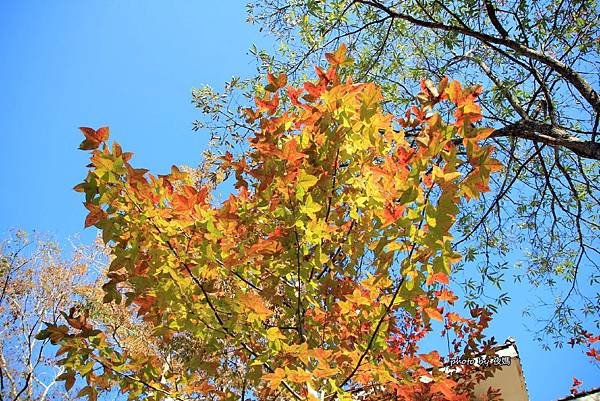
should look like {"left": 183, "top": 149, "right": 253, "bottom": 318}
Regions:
{"left": 0, "top": 231, "right": 101, "bottom": 401}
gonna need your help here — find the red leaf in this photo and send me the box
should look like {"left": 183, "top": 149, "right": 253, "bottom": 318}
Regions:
{"left": 287, "top": 86, "right": 304, "bottom": 107}
{"left": 585, "top": 348, "right": 600, "bottom": 361}
{"left": 134, "top": 295, "right": 156, "bottom": 317}
{"left": 303, "top": 81, "right": 324, "bottom": 100}
{"left": 79, "top": 126, "right": 109, "bottom": 150}
{"left": 96, "top": 126, "right": 110, "bottom": 141}
{"left": 397, "top": 146, "right": 415, "bottom": 165}
{"left": 571, "top": 377, "right": 583, "bottom": 395}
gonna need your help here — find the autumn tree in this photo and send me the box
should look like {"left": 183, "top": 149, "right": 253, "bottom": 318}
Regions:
{"left": 38, "top": 47, "right": 511, "bottom": 400}
{"left": 193, "top": 0, "right": 600, "bottom": 349}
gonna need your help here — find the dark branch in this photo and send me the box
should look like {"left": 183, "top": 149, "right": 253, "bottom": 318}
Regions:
{"left": 491, "top": 121, "right": 600, "bottom": 160}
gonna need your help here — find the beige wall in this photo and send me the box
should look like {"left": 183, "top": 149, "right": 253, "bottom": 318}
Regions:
{"left": 457, "top": 339, "right": 530, "bottom": 401}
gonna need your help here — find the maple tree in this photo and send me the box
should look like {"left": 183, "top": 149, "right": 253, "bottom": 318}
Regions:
{"left": 40, "top": 46, "right": 507, "bottom": 400}
{"left": 202, "top": 0, "right": 600, "bottom": 349}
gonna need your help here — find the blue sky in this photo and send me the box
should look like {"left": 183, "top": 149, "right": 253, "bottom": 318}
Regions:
{"left": 0, "top": 2, "right": 597, "bottom": 400}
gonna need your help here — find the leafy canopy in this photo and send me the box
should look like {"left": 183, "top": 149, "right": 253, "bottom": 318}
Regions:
{"left": 41, "top": 46, "right": 504, "bottom": 401}
{"left": 241, "top": 0, "right": 600, "bottom": 348}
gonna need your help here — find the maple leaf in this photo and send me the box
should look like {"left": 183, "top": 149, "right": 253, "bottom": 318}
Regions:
{"left": 287, "top": 86, "right": 304, "bottom": 107}
{"left": 296, "top": 170, "right": 319, "bottom": 197}
{"left": 586, "top": 348, "right": 600, "bottom": 361}
{"left": 133, "top": 295, "right": 156, "bottom": 317}
{"left": 281, "top": 137, "right": 307, "bottom": 167}
{"left": 286, "top": 369, "right": 313, "bottom": 384}
{"left": 255, "top": 92, "right": 279, "bottom": 114}
{"left": 325, "top": 43, "right": 348, "bottom": 66}
{"left": 571, "top": 377, "right": 583, "bottom": 395}
{"left": 431, "top": 378, "right": 459, "bottom": 400}
{"left": 420, "top": 350, "right": 443, "bottom": 367}
{"left": 263, "top": 368, "right": 286, "bottom": 390}
{"left": 425, "top": 307, "right": 444, "bottom": 321}
{"left": 266, "top": 327, "right": 287, "bottom": 342}
{"left": 436, "top": 289, "right": 458, "bottom": 304}
{"left": 381, "top": 202, "right": 405, "bottom": 227}
{"left": 239, "top": 292, "right": 273, "bottom": 322}
{"left": 79, "top": 126, "right": 109, "bottom": 150}
{"left": 83, "top": 202, "right": 107, "bottom": 228}
{"left": 426, "top": 272, "right": 449, "bottom": 286}
{"left": 266, "top": 72, "right": 288, "bottom": 92}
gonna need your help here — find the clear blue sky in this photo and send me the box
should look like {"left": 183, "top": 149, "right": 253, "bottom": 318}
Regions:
{"left": 0, "top": 2, "right": 597, "bottom": 400}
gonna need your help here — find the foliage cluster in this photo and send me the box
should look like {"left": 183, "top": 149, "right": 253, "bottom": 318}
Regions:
{"left": 37, "top": 47, "right": 508, "bottom": 400}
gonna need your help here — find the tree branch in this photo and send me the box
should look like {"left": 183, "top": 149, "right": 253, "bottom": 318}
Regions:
{"left": 355, "top": 0, "right": 600, "bottom": 113}
{"left": 491, "top": 120, "right": 600, "bottom": 160}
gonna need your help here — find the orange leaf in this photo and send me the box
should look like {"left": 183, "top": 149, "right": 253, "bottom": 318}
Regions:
{"left": 281, "top": 138, "right": 307, "bottom": 166}
{"left": 445, "top": 81, "right": 463, "bottom": 104}
{"left": 255, "top": 92, "right": 279, "bottom": 114}
{"left": 239, "top": 292, "right": 273, "bottom": 320}
{"left": 314, "top": 365, "right": 338, "bottom": 378}
{"left": 420, "top": 350, "right": 443, "bottom": 367}
{"left": 263, "top": 368, "right": 286, "bottom": 390}
{"left": 426, "top": 272, "right": 449, "bottom": 286}
{"left": 431, "top": 378, "right": 458, "bottom": 399}
{"left": 381, "top": 203, "right": 405, "bottom": 227}
{"left": 287, "top": 369, "right": 313, "bottom": 383}
{"left": 243, "top": 107, "right": 261, "bottom": 123}
{"left": 287, "top": 86, "right": 304, "bottom": 107}
{"left": 79, "top": 126, "right": 110, "bottom": 150}
{"left": 325, "top": 43, "right": 348, "bottom": 66}
{"left": 83, "top": 203, "right": 107, "bottom": 228}
{"left": 436, "top": 289, "right": 458, "bottom": 304}
{"left": 266, "top": 72, "right": 288, "bottom": 92}
{"left": 425, "top": 307, "right": 444, "bottom": 321}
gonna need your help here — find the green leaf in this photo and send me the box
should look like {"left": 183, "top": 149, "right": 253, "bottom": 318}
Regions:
{"left": 296, "top": 170, "right": 319, "bottom": 198}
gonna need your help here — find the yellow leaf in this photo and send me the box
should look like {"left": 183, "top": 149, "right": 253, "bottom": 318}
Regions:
{"left": 296, "top": 170, "right": 319, "bottom": 197}
{"left": 300, "top": 194, "right": 322, "bottom": 219}
{"left": 266, "top": 327, "right": 287, "bottom": 342}
{"left": 445, "top": 80, "right": 463, "bottom": 104}
{"left": 425, "top": 206, "right": 437, "bottom": 228}
{"left": 305, "top": 219, "right": 330, "bottom": 244}
{"left": 432, "top": 165, "right": 461, "bottom": 184}
{"left": 346, "top": 288, "right": 371, "bottom": 306}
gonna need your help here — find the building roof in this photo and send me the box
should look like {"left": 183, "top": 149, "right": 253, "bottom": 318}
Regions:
{"left": 555, "top": 387, "right": 600, "bottom": 401}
